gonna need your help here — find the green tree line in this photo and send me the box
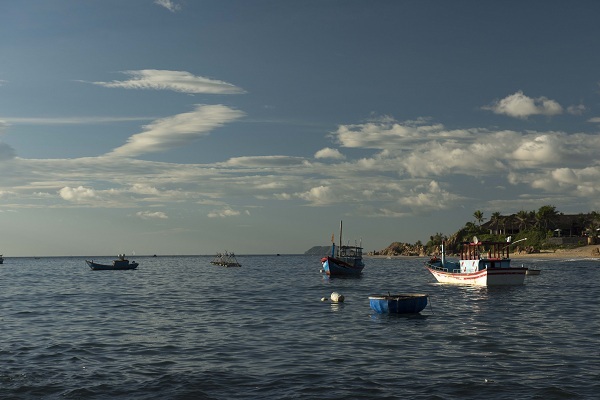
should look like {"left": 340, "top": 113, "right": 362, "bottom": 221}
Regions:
{"left": 424, "top": 205, "right": 600, "bottom": 255}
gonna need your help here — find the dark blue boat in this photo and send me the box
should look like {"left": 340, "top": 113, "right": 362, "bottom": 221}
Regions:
{"left": 86, "top": 254, "right": 138, "bottom": 271}
{"left": 320, "top": 221, "right": 364, "bottom": 276}
{"left": 369, "top": 294, "right": 428, "bottom": 314}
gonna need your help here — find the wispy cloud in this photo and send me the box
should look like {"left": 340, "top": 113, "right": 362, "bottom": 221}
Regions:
{"left": 136, "top": 210, "right": 168, "bottom": 219}
{"left": 91, "top": 70, "right": 245, "bottom": 94}
{"left": 154, "top": 0, "right": 181, "bottom": 12}
{"left": 483, "top": 91, "right": 563, "bottom": 119}
{"left": 106, "top": 104, "right": 245, "bottom": 157}
{"left": 208, "top": 208, "right": 243, "bottom": 218}
{"left": 0, "top": 116, "right": 152, "bottom": 125}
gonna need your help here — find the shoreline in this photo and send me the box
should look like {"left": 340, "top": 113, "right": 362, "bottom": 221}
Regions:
{"left": 368, "top": 244, "right": 600, "bottom": 260}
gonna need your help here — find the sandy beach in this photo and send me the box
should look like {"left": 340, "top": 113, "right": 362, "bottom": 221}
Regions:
{"left": 369, "top": 244, "right": 600, "bottom": 260}
{"left": 510, "top": 244, "right": 600, "bottom": 259}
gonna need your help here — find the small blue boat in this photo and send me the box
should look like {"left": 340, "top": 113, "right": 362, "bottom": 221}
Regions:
{"left": 369, "top": 293, "right": 428, "bottom": 314}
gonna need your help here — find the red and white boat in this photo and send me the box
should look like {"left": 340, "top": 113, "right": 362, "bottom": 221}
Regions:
{"left": 425, "top": 237, "right": 527, "bottom": 286}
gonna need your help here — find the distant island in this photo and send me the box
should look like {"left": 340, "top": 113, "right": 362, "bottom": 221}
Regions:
{"left": 304, "top": 246, "right": 331, "bottom": 256}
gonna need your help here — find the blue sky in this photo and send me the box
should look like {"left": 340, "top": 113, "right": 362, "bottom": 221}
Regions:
{"left": 1, "top": 0, "right": 600, "bottom": 256}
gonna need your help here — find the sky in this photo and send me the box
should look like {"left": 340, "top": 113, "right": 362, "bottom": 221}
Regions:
{"left": 1, "top": 0, "right": 600, "bottom": 256}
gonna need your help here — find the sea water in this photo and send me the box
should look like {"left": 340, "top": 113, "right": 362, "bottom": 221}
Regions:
{"left": 1, "top": 255, "right": 599, "bottom": 399}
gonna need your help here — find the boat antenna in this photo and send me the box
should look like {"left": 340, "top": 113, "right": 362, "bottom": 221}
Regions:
{"left": 505, "top": 237, "right": 527, "bottom": 247}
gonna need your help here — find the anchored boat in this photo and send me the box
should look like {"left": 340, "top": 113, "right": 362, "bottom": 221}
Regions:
{"left": 320, "top": 221, "right": 364, "bottom": 276}
{"left": 86, "top": 254, "right": 139, "bottom": 271}
{"left": 425, "top": 237, "right": 527, "bottom": 286}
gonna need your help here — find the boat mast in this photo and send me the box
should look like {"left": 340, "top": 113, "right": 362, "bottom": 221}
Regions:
{"left": 339, "top": 220, "right": 343, "bottom": 255}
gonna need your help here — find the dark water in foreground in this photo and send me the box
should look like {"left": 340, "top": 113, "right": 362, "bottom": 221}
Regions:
{"left": 1, "top": 255, "right": 599, "bottom": 399}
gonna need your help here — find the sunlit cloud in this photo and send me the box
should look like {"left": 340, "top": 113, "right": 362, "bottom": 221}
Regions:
{"left": 59, "top": 186, "right": 98, "bottom": 202}
{"left": 107, "top": 104, "right": 245, "bottom": 157}
{"left": 91, "top": 70, "right": 245, "bottom": 94}
{"left": 483, "top": 91, "right": 563, "bottom": 119}
{"left": 154, "top": 0, "right": 181, "bottom": 12}
{"left": 314, "top": 147, "right": 345, "bottom": 160}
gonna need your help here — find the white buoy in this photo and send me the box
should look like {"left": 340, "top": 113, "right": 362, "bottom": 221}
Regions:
{"left": 320, "top": 297, "right": 328, "bottom": 302}
{"left": 330, "top": 292, "right": 344, "bottom": 303}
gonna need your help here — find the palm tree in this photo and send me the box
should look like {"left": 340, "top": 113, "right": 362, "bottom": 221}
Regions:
{"left": 516, "top": 210, "right": 529, "bottom": 231}
{"left": 490, "top": 212, "right": 501, "bottom": 234}
{"left": 473, "top": 210, "right": 485, "bottom": 227}
{"left": 536, "top": 205, "right": 559, "bottom": 231}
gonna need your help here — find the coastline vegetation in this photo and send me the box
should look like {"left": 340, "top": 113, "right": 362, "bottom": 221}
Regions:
{"left": 372, "top": 205, "right": 600, "bottom": 257}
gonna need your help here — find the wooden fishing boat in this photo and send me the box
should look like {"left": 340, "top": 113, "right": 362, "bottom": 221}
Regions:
{"left": 210, "top": 251, "right": 241, "bottom": 267}
{"left": 369, "top": 293, "right": 428, "bottom": 314}
{"left": 86, "top": 254, "right": 139, "bottom": 270}
{"left": 425, "top": 237, "right": 527, "bottom": 286}
{"left": 320, "top": 221, "right": 364, "bottom": 276}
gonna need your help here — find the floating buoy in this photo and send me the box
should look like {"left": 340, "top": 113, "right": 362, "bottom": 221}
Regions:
{"left": 330, "top": 292, "right": 344, "bottom": 303}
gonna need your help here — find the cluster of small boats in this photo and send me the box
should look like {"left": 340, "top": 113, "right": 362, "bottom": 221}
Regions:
{"left": 210, "top": 251, "right": 241, "bottom": 268}
{"left": 321, "top": 224, "right": 539, "bottom": 315}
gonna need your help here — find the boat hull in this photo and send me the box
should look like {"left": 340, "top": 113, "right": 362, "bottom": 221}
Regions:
{"left": 369, "top": 294, "right": 428, "bottom": 314}
{"left": 321, "top": 256, "right": 364, "bottom": 276}
{"left": 210, "top": 261, "right": 241, "bottom": 267}
{"left": 425, "top": 264, "right": 526, "bottom": 286}
{"left": 86, "top": 260, "right": 138, "bottom": 270}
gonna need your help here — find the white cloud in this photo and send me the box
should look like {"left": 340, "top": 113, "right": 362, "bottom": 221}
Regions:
{"left": 297, "top": 185, "right": 333, "bottom": 205}
{"left": 92, "top": 70, "right": 245, "bottom": 94}
{"left": 59, "top": 186, "right": 98, "bottom": 202}
{"left": 511, "top": 134, "right": 564, "bottom": 165}
{"left": 314, "top": 147, "right": 345, "bottom": 160}
{"left": 136, "top": 210, "right": 168, "bottom": 220}
{"left": 154, "top": 0, "right": 181, "bottom": 12}
{"left": 107, "top": 104, "right": 245, "bottom": 157}
{"left": 483, "top": 91, "right": 563, "bottom": 119}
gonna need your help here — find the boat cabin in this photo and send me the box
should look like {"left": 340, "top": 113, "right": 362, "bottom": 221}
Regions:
{"left": 337, "top": 245, "right": 362, "bottom": 259}
{"left": 459, "top": 240, "right": 511, "bottom": 273}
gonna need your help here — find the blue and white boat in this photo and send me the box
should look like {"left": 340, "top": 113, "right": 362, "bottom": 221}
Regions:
{"left": 369, "top": 293, "right": 429, "bottom": 314}
{"left": 425, "top": 237, "right": 527, "bottom": 286}
{"left": 320, "top": 221, "right": 364, "bottom": 276}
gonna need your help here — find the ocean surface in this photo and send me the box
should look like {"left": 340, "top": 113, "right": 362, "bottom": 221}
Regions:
{"left": 1, "top": 255, "right": 599, "bottom": 399}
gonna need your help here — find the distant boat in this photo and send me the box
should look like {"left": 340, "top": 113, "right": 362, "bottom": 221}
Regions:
{"left": 86, "top": 254, "right": 139, "bottom": 271}
{"left": 526, "top": 268, "right": 541, "bottom": 275}
{"left": 425, "top": 237, "right": 527, "bottom": 286}
{"left": 369, "top": 293, "right": 429, "bottom": 314}
{"left": 211, "top": 251, "right": 241, "bottom": 267}
{"left": 0, "top": 254, "right": 3, "bottom": 264}
{"left": 320, "top": 221, "right": 364, "bottom": 276}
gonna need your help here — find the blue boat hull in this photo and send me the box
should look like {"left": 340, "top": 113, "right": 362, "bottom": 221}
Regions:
{"left": 369, "top": 294, "right": 428, "bottom": 314}
{"left": 321, "top": 256, "right": 364, "bottom": 276}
